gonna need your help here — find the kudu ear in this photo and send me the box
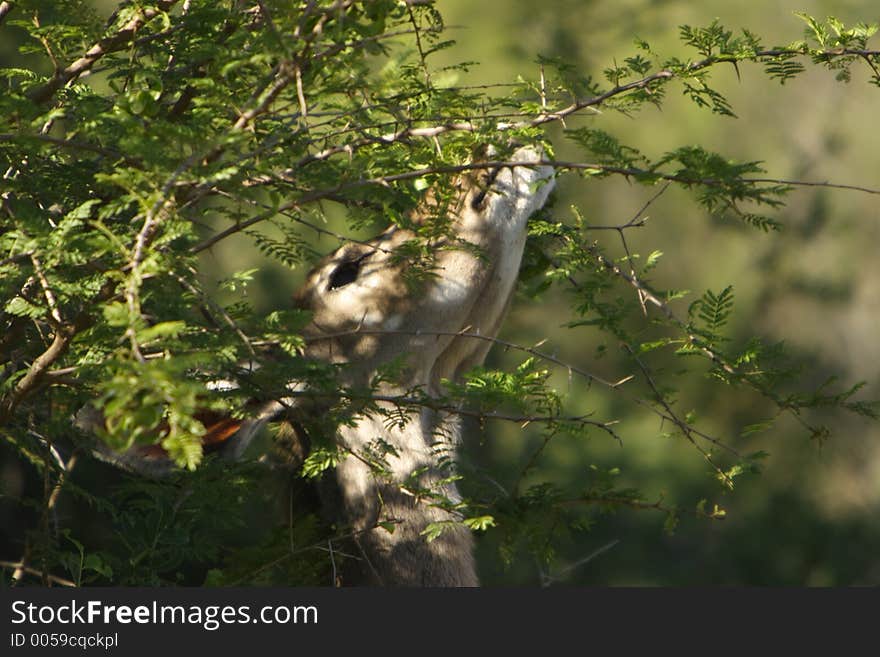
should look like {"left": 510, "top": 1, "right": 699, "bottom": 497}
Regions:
{"left": 73, "top": 398, "right": 292, "bottom": 478}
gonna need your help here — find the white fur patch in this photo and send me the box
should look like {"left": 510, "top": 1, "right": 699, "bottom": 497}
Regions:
{"left": 361, "top": 309, "right": 384, "bottom": 326}
{"left": 427, "top": 267, "right": 471, "bottom": 306}
{"left": 383, "top": 314, "right": 403, "bottom": 330}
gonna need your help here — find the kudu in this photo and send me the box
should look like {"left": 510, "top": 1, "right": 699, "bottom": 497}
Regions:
{"left": 80, "top": 144, "right": 555, "bottom": 586}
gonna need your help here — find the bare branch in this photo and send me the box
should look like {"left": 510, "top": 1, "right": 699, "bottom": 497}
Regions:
{"left": 540, "top": 540, "right": 621, "bottom": 587}
{"left": 30, "top": 254, "right": 63, "bottom": 326}
{"left": 1, "top": 561, "right": 76, "bottom": 588}
{"left": 0, "top": 328, "right": 72, "bottom": 424}
{"left": 189, "top": 197, "right": 302, "bottom": 254}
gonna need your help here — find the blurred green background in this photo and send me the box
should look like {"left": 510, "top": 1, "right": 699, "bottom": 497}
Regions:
{"left": 430, "top": 0, "right": 880, "bottom": 585}
{"left": 2, "top": 0, "right": 879, "bottom": 585}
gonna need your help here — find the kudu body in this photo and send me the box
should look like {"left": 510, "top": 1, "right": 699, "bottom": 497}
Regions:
{"left": 81, "top": 145, "right": 555, "bottom": 586}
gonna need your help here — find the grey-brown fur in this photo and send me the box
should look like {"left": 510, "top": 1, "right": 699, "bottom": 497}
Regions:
{"left": 291, "top": 146, "right": 555, "bottom": 585}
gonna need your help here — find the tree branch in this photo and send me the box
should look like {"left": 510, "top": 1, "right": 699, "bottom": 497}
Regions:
{"left": 524, "top": 47, "right": 880, "bottom": 127}
{"left": 269, "top": 159, "right": 880, "bottom": 198}
{"left": 299, "top": 327, "right": 742, "bottom": 458}
{"left": 27, "top": 1, "right": 181, "bottom": 105}
{"left": 285, "top": 46, "right": 880, "bottom": 174}
{"left": 195, "top": 157, "right": 879, "bottom": 254}
{"left": 312, "top": 389, "right": 623, "bottom": 439}
{"left": 0, "top": 327, "right": 73, "bottom": 425}
{"left": 1, "top": 561, "right": 76, "bottom": 588}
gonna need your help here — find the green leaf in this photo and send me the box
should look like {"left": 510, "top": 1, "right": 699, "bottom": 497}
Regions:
{"left": 421, "top": 521, "right": 456, "bottom": 543}
{"left": 136, "top": 321, "right": 187, "bottom": 344}
{"left": 463, "top": 516, "right": 496, "bottom": 532}
{"left": 102, "top": 302, "right": 130, "bottom": 327}
{"left": 5, "top": 296, "right": 43, "bottom": 318}
{"left": 83, "top": 553, "right": 114, "bottom": 579}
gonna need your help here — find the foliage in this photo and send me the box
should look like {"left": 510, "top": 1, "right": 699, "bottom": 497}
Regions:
{"left": 1, "top": 1, "right": 878, "bottom": 585}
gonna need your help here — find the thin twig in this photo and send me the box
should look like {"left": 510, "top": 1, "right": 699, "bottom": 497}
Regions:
{"left": 623, "top": 343, "right": 734, "bottom": 487}
{"left": 406, "top": 3, "right": 432, "bottom": 88}
{"left": 540, "top": 539, "right": 620, "bottom": 587}
{"left": 176, "top": 268, "right": 256, "bottom": 358}
{"left": 200, "top": 155, "right": 842, "bottom": 254}
{"left": 298, "top": 325, "right": 742, "bottom": 457}
{"left": 523, "top": 47, "right": 880, "bottom": 129}
{"left": 1, "top": 561, "right": 76, "bottom": 588}
{"left": 583, "top": 241, "right": 737, "bottom": 376}
{"left": 209, "top": 189, "right": 393, "bottom": 254}
{"left": 283, "top": 386, "right": 621, "bottom": 438}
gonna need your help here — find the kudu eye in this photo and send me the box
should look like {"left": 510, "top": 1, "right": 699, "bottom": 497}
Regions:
{"left": 471, "top": 166, "right": 502, "bottom": 210}
{"left": 327, "top": 259, "right": 361, "bottom": 290}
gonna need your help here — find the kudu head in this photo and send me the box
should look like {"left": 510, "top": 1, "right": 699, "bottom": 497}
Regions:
{"left": 295, "top": 145, "right": 555, "bottom": 394}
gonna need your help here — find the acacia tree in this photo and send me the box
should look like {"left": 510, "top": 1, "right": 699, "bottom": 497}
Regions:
{"left": 1, "top": 1, "right": 878, "bottom": 585}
